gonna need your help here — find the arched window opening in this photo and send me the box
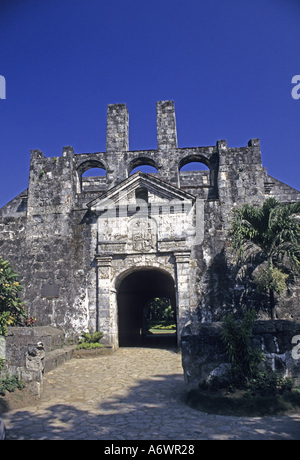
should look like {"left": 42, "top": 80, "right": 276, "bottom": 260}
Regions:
{"left": 180, "top": 161, "right": 209, "bottom": 172}
{"left": 129, "top": 157, "right": 159, "bottom": 176}
{"left": 130, "top": 164, "right": 158, "bottom": 175}
{"left": 77, "top": 161, "right": 107, "bottom": 193}
{"left": 179, "top": 157, "right": 212, "bottom": 190}
{"left": 82, "top": 167, "right": 106, "bottom": 177}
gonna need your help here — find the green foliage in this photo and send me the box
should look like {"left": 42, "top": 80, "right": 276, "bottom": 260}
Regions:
{"left": 254, "top": 267, "right": 289, "bottom": 296}
{"left": 246, "top": 371, "right": 294, "bottom": 397}
{"left": 77, "top": 330, "right": 104, "bottom": 349}
{"left": 146, "top": 298, "right": 175, "bottom": 322}
{"left": 0, "top": 311, "right": 11, "bottom": 337}
{"left": 0, "top": 258, "right": 31, "bottom": 336}
{"left": 0, "top": 375, "right": 25, "bottom": 396}
{"left": 200, "top": 311, "right": 294, "bottom": 402}
{"left": 230, "top": 199, "right": 300, "bottom": 317}
{"left": 230, "top": 198, "right": 300, "bottom": 271}
{"left": 221, "top": 310, "right": 265, "bottom": 385}
{"left": 143, "top": 297, "right": 176, "bottom": 333}
{"left": 150, "top": 322, "right": 176, "bottom": 330}
{"left": 76, "top": 342, "right": 103, "bottom": 350}
{"left": 79, "top": 331, "right": 103, "bottom": 343}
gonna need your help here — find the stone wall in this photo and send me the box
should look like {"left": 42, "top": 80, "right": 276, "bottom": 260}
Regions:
{"left": 0, "top": 326, "right": 66, "bottom": 396}
{"left": 0, "top": 100, "right": 299, "bottom": 345}
{"left": 181, "top": 320, "right": 300, "bottom": 391}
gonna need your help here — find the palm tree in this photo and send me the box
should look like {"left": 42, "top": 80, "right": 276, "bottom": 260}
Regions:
{"left": 230, "top": 198, "right": 300, "bottom": 319}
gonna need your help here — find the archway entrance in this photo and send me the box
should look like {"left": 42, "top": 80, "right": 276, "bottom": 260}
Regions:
{"left": 117, "top": 269, "right": 177, "bottom": 348}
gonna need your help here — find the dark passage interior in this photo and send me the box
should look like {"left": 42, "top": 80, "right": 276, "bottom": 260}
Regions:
{"left": 117, "top": 269, "right": 177, "bottom": 348}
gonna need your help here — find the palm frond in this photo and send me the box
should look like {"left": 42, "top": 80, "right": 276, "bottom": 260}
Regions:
{"left": 230, "top": 198, "right": 300, "bottom": 273}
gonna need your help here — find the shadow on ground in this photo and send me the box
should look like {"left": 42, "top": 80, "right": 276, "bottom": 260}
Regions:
{"left": 3, "top": 373, "right": 300, "bottom": 440}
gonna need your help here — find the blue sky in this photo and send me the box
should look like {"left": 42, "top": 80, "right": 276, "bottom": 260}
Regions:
{"left": 0, "top": 0, "right": 299, "bottom": 207}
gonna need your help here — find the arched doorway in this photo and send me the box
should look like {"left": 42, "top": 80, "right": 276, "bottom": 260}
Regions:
{"left": 117, "top": 268, "right": 177, "bottom": 348}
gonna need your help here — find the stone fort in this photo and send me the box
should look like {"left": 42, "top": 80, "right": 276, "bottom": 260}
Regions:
{"left": 0, "top": 101, "right": 299, "bottom": 350}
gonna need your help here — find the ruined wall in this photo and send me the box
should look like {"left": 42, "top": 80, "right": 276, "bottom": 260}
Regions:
{"left": 182, "top": 320, "right": 300, "bottom": 391}
{"left": 0, "top": 148, "right": 98, "bottom": 338}
{"left": 0, "top": 101, "right": 299, "bottom": 342}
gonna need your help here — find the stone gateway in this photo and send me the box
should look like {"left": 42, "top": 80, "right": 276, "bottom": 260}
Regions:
{"left": 0, "top": 101, "right": 299, "bottom": 349}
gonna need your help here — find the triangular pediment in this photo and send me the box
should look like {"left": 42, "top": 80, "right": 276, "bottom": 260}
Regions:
{"left": 88, "top": 172, "right": 195, "bottom": 211}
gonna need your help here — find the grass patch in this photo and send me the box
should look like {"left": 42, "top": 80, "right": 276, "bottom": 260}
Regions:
{"left": 187, "top": 387, "right": 300, "bottom": 417}
{"left": 149, "top": 328, "right": 176, "bottom": 335}
{"left": 150, "top": 322, "right": 176, "bottom": 330}
{"left": 148, "top": 321, "right": 176, "bottom": 335}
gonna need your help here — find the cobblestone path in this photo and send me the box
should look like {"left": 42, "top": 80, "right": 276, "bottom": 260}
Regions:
{"left": 2, "top": 348, "right": 300, "bottom": 440}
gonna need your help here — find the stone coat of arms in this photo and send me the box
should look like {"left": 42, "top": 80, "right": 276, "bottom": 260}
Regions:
{"left": 130, "top": 218, "right": 156, "bottom": 252}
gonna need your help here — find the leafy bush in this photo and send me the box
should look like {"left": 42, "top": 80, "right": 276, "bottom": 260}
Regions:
{"left": 201, "top": 310, "right": 294, "bottom": 397}
{"left": 77, "top": 331, "right": 104, "bottom": 350}
{"left": 221, "top": 310, "right": 265, "bottom": 385}
{"left": 0, "top": 375, "right": 25, "bottom": 396}
{"left": 0, "top": 258, "right": 33, "bottom": 336}
{"left": 193, "top": 310, "right": 297, "bottom": 416}
{"left": 246, "top": 371, "right": 294, "bottom": 396}
{"left": 0, "top": 311, "right": 11, "bottom": 338}
{"left": 79, "top": 331, "right": 103, "bottom": 343}
{"left": 254, "top": 267, "right": 289, "bottom": 296}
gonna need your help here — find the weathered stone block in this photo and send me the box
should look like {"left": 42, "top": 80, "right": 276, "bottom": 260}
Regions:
{"left": 0, "top": 326, "right": 67, "bottom": 396}
{"left": 181, "top": 320, "right": 300, "bottom": 391}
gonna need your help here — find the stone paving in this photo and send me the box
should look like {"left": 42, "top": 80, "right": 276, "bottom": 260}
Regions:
{"left": 2, "top": 347, "right": 300, "bottom": 440}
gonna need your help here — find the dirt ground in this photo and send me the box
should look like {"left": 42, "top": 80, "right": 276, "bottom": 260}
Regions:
{"left": 0, "top": 387, "right": 39, "bottom": 414}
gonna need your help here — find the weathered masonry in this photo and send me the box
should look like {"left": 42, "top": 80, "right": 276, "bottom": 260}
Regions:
{"left": 0, "top": 101, "right": 299, "bottom": 349}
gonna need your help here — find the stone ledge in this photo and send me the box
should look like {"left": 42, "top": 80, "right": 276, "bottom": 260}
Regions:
{"left": 6, "top": 326, "right": 65, "bottom": 352}
{"left": 44, "top": 345, "right": 77, "bottom": 373}
{"left": 1, "top": 326, "right": 73, "bottom": 397}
